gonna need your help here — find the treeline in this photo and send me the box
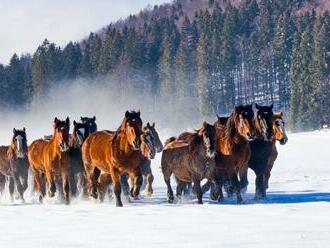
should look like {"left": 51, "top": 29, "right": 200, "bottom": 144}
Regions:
{"left": 0, "top": 0, "right": 329, "bottom": 131}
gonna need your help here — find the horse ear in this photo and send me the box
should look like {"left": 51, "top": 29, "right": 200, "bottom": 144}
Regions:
{"left": 203, "top": 121, "right": 208, "bottom": 128}
{"left": 80, "top": 116, "right": 83, "bottom": 121}
{"left": 23, "top": 127, "right": 26, "bottom": 132}
{"left": 125, "top": 111, "right": 130, "bottom": 118}
{"left": 137, "top": 110, "right": 141, "bottom": 117}
{"left": 234, "top": 105, "right": 242, "bottom": 113}
{"left": 93, "top": 116, "right": 96, "bottom": 121}
{"left": 279, "top": 112, "right": 283, "bottom": 117}
{"left": 147, "top": 122, "right": 151, "bottom": 128}
{"left": 255, "top": 103, "right": 260, "bottom": 110}
{"left": 73, "top": 120, "right": 77, "bottom": 125}
{"left": 152, "top": 122, "right": 155, "bottom": 128}
{"left": 66, "top": 117, "right": 70, "bottom": 125}
{"left": 217, "top": 114, "right": 221, "bottom": 120}
{"left": 270, "top": 103, "right": 274, "bottom": 109}
{"left": 13, "top": 128, "right": 16, "bottom": 134}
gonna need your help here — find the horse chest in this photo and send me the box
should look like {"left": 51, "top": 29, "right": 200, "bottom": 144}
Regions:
{"left": 249, "top": 140, "right": 273, "bottom": 171}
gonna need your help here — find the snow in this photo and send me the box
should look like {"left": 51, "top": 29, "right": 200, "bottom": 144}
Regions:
{"left": 1, "top": 130, "right": 330, "bottom": 248}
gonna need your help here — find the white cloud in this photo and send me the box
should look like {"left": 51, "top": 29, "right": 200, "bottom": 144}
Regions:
{"left": 0, "top": 0, "right": 170, "bottom": 64}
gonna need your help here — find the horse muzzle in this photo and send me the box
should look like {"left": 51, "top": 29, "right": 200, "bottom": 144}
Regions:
{"left": 133, "top": 140, "right": 141, "bottom": 150}
{"left": 280, "top": 137, "right": 288, "bottom": 145}
{"left": 60, "top": 142, "right": 70, "bottom": 152}
{"left": 16, "top": 152, "right": 26, "bottom": 159}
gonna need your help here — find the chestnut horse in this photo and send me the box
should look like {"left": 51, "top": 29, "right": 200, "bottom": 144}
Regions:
{"left": 28, "top": 117, "right": 71, "bottom": 204}
{"left": 212, "top": 105, "right": 256, "bottom": 203}
{"left": 82, "top": 111, "right": 143, "bottom": 207}
{"left": 69, "top": 118, "right": 97, "bottom": 196}
{"left": 97, "top": 128, "right": 157, "bottom": 201}
{"left": 0, "top": 128, "right": 29, "bottom": 201}
{"left": 161, "top": 122, "right": 217, "bottom": 204}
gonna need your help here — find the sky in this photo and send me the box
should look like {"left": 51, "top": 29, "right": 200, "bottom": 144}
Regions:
{"left": 0, "top": 0, "right": 169, "bottom": 65}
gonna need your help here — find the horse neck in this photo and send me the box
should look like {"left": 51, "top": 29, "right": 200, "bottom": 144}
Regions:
{"left": 115, "top": 130, "right": 136, "bottom": 155}
{"left": 49, "top": 131, "right": 61, "bottom": 155}
{"left": 217, "top": 115, "right": 246, "bottom": 154}
{"left": 254, "top": 118, "right": 265, "bottom": 140}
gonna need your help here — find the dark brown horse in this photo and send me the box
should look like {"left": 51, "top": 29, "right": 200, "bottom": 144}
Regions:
{"left": 68, "top": 118, "right": 97, "bottom": 196}
{"left": 161, "top": 122, "right": 217, "bottom": 204}
{"left": 212, "top": 105, "right": 256, "bottom": 203}
{"left": 0, "top": 128, "right": 29, "bottom": 201}
{"left": 82, "top": 111, "right": 144, "bottom": 207}
{"left": 28, "top": 117, "right": 71, "bottom": 204}
{"left": 239, "top": 104, "right": 275, "bottom": 199}
{"left": 139, "top": 122, "right": 163, "bottom": 196}
{"left": 240, "top": 109, "right": 288, "bottom": 199}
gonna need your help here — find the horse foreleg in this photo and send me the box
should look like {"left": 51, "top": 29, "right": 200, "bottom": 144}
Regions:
{"left": 13, "top": 173, "right": 24, "bottom": 202}
{"left": 61, "top": 168, "right": 70, "bottom": 205}
{"left": 9, "top": 177, "right": 15, "bottom": 201}
{"left": 120, "top": 173, "right": 130, "bottom": 196}
{"left": 111, "top": 168, "right": 123, "bottom": 207}
{"left": 193, "top": 180, "right": 203, "bottom": 204}
{"left": 130, "top": 171, "right": 143, "bottom": 199}
{"left": 45, "top": 169, "right": 56, "bottom": 198}
{"left": 255, "top": 173, "right": 266, "bottom": 199}
{"left": 229, "top": 170, "right": 242, "bottom": 203}
{"left": 238, "top": 166, "right": 249, "bottom": 193}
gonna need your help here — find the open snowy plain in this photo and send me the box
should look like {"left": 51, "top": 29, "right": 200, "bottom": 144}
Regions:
{"left": 0, "top": 129, "right": 329, "bottom": 248}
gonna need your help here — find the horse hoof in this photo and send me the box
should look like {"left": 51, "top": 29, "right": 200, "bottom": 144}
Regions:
{"left": 116, "top": 202, "right": 123, "bottom": 207}
{"left": 168, "top": 198, "right": 174, "bottom": 204}
{"left": 197, "top": 200, "right": 203, "bottom": 204}
{"left": 48, "top": 191, "right": 55, "bottom": 198}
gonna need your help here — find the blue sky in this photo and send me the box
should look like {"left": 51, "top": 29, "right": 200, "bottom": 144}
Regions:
{"left": 0, "top": 0, "right": 169, "bottom": 64}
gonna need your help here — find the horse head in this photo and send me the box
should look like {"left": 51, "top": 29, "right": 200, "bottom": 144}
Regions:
{"left": 273, "top": 112, "right": 288, "bottom": 145}
{"left": 198, "top": 121, "right": 217, "bottom": 158}
{"left": 53, "top": 117, "right": 70, "bottom": 152}
{"left": 121, "top": 110, "right": 143, "bottom": 150}
{"left": 11, "top": 128, "right": 28, "bottom": 158}
{"left": 140, "top": 130, "right": 156, "bottom": 159}
{"left": 72, "top": 120, "right": 89, "bottom": 147}
{"left": 255, "top": 103, "right": 274, "bottom": 141}
{"left": 232, "top": 104, "right": 256, "bottom": 141}
{"left": 80, "top": 116, "right": 97, "bottom": 134}
{"left": 144, "top": 122, "right": 163, "bottom": 153}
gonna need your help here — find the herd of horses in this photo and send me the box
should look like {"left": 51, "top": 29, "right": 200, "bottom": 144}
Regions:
{"left": 0, "top": 104, "right": 288, "bottom": 207}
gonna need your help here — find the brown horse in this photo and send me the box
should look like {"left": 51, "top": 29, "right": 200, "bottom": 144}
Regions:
{"left": 240, "top": 109, "right": 288, "bottom": 199}
{"left": 68, "top": 118, "right": 97, "bottom": 196}
{"left": 97, "top": 128, "right": 157, "bottom": 201}
{"left": 0, "top": 128, "right": 29, "bottom": 201}
{"left": 212, "top": 104, "right": 256, "bottom": 203}
{"left": 161, "top": 122, "right": 217, "bottom": 204}
{"left": 82, "top": 111, "right": 144, "bottom": 207}
{"left": 28, "top": 117, "right": 71, "bottom": 204}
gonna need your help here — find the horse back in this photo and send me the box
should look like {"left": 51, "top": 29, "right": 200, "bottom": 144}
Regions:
{"left": 28, "top": 139, "right": 50, "bottom": 171}
{"left": 82, "top": 131, "right": 113, "bottom": 172}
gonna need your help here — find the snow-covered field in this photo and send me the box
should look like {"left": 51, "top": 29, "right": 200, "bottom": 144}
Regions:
{"left": 1, "top": 130, "right": 330, "bottom": 248}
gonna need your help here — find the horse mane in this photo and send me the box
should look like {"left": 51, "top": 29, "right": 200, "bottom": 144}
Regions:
{"left": 164, "top": 137, "right": 176, "bottom": 146}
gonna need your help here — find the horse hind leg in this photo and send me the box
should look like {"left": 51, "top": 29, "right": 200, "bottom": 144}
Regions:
{"left": 120, "top": 173, "right": 130, "bottom": 197}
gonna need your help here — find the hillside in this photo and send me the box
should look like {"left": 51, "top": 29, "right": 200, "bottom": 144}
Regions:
{"left": 0, "top": 0, "right": 329, "bottom": 131}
